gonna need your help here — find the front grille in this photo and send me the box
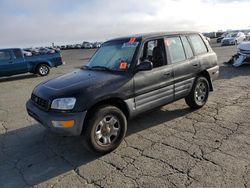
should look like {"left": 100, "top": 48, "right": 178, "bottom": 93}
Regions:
{"left": 222, "top": 40, "right": 229, "bottom": 44}
{"left": 31, "top": 94, "right": 49, "bottom": 110}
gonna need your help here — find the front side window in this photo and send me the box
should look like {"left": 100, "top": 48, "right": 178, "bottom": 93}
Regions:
{"left": 189, "top": 35, "right": 208, "bottom": 54}
{"left": 141, "top": 39, "right": 166, "bottom": 68}
{"left": 87, "top": 38, "right": 140, "bottom": 71}
{"left": 0, "top": 51, "right": 11, "bottom": 61}
{"left": 165, "top": 37, "right": 186, "bottom": 64}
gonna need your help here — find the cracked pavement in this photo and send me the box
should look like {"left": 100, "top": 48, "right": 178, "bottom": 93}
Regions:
{"left": 0, "top": 40, "right": 250, "bottom": 187}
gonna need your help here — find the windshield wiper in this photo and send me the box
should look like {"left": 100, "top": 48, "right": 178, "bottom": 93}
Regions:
{"left": 81, "top": 65, "right": 91, "bottom": 70}
{"left": 90, "top": 66, "right": 113, "bottom": 71}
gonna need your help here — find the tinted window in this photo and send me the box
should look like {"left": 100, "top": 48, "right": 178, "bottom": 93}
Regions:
{"left": 0, "top": 51, "right": 11, "bottom": 61}
{"left": 181, "top": 36, "right": 194, "bottom": 59}
{"left": 165, "top": 37, "right": 186, "bottom": 64}
{"left": 13, "top": 49, "right": 23, "bottom": 58}
{"left": 189, "top": 35, "right": 207, "bottom": 54}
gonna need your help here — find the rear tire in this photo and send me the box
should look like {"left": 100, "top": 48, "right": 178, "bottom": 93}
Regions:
{"left": 36, "top": 64, "right": 50, "bottom": 76}
{"left": 83, "top": 105, "right": 127, "bottom": 154}
{"left": 185, "top": 77, "right": 209, "bottom": 109}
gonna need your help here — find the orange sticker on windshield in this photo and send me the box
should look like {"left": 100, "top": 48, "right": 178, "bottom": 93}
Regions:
{"left": 129, "top": 37, "right": 136, "bottom": 43}
{"left": 119, "top": 61, "right": 128, "bottom": 70}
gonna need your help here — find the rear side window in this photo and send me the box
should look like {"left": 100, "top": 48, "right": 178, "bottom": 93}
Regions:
{"left": 0, "top": 51, "right": 11, "bottom": 61}
{"left": 189, "top": 35, "right": 207, "bottom": 54}
{"left": 13, "top": 49, "right": 23, "bottom": 58}
{"left": 181, "top": 36, "right": 194, "bottom": 59}
{"left": 165, "top": 37, "right": 186, "bottom": 64}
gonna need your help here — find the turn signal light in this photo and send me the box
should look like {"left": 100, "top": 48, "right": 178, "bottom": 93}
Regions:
{"left": 52, "top": 120, "right": 75, "bottom": 128}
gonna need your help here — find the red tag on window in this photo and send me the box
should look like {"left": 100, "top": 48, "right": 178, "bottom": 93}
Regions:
{"left": 129, "top": 37, "right": 136, "bottom": 43}
{"left": 119, "top": 61, "right": 128, "bottom": 70}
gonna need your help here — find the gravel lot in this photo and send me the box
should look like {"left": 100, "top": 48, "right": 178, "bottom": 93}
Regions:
{"left": 0, "top": 40, "right": 250, "bottom": 188}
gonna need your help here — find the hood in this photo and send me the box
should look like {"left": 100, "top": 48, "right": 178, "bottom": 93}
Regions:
{"left": 42, "top": 69, "right": 123, "bottom": 91}
{"left": 238, "top": 42, "right": 250, "bottom": 52}
{"left": 43, "top": 69, "right": 92, "bottom": 90}
{"left": 32, "top": 69, "right": 129, "bottom": 101}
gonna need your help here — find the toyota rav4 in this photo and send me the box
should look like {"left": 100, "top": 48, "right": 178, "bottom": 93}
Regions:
{"left": 26, "top": 32, "right": 219, "bottom": 153}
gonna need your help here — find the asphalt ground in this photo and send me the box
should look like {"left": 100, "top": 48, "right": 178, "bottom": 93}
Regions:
{"left": 0, "top": 39, "right": 250, "bottom": 188}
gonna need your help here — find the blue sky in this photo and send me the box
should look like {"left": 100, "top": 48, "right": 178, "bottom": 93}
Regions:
{"left": 0, "top": 0, "right": 249, "bottom": 48}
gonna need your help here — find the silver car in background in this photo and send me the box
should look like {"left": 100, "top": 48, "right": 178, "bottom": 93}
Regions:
{"left": 221, "top": 32, "right": 246, "bottom": 46}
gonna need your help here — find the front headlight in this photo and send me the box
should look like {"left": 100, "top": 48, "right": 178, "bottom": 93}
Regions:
{"left": 51, "top": 97, "right": 76, "bottom": 110}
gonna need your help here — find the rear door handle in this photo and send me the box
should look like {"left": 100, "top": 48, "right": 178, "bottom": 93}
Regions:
{"left": 193, "top": 63, "right": 198, "bottom": 67}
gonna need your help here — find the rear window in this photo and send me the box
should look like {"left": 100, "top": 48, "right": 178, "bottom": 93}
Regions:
{"left": 189, "top": 35, "right": 208, "bottom": 54}
{"left": 0, "top": 51, "right": 11, "bottom": 61}
{"left": 165, "top": 37, "right": 186, "bottom": 64}
{"left": 13, "top": 49, "right": 23, "bottom": 58}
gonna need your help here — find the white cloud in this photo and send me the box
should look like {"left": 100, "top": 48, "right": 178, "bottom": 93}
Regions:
{"left": 0, "top": 0, "right": 249, "bottom": 48}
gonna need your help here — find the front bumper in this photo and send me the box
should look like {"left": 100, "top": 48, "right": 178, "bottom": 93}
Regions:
{"left": 221, "top": 40, "right": 235, "bottom": 46}
{"left": 26, "top": 99, "right": 86, "bottom": 136}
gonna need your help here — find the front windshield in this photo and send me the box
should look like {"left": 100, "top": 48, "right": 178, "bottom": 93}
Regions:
{"left": 226, "top": 33, "right": 237, "bottom": 38}
{"left": 86, "top": 38, "right": 140, "bottom": 71}
{"left": 221, "top": 32, "right": 228, "bottom": 37}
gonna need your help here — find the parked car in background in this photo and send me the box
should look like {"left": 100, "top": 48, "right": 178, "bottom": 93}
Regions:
{"left": 208, "top": 32, "right": 217, "bottom": 38}
{"left": 75, "top": 44, "right": 82, "bottom": 49}
{"left": 25, "top": 48, "right": 40, "bottom": 55}
{"left": 0, "top": 48, "right": 63, "bottom": 77}
{"left": 59, "top": 42, "right": 103, "bottom": 50}
{"left": 217, "top": 32, "right": 228, "bottom": 43}
{"left": 221, "top": 32, "right": 246, "bottom": 46}
{"left": 93, "top": 42, "right": 102, "bottom": 48}
{"left": 26, "top": 31, "right": 219, "bottom": 153}
{"left": 216, "top": 32, "right": 224, "bottom": 38}
{"left": 245, "top": 32, "right": 250, "bottom": 41}
{"left": 82, "top": 42, "right": 93, "bottom": 49}
{"left": 22, "top": 50, "right": 32, "bottom": 57}
{"left": 229, "top": 42, "right": 250, "bottom": 67}
{"left": 204, "top": 36, "right": 210, "bottom": 42}
{"left": 60, "top": 45, "right": 66, "bottom": 50}
{"left": 39, "top": 47, "right": 55, "bottom": 54}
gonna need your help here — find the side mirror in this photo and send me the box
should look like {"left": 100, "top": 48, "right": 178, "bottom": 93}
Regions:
{"left": 136, "top": 60, "right": 153, "bottom": 72}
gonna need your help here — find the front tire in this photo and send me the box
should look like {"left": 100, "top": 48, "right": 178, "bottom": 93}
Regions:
{"left": 83, "top": 105, "right": 127, "bottom": 154}
{"left": 185, "top": 77, "right": 209, "bottom": 109}
{"left": 36, "top": 64, "right": 50, "bottom": 76}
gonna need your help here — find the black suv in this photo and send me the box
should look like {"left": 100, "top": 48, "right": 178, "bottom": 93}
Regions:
{"left": 26, "top": 32, "right": 219, "bottom": 153}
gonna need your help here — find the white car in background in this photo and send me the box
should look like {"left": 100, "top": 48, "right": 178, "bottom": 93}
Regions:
{"left": 221, "top": 32, "right": 246, "bottom": 46}
{"left": 231, "top": 42, "right": 250, "bottom": 67}
{"left": 22, "top": 50, "right": 32, "bottom": 56}
{"left": 245, "top": 32, "right": 250, "bottom": 41}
